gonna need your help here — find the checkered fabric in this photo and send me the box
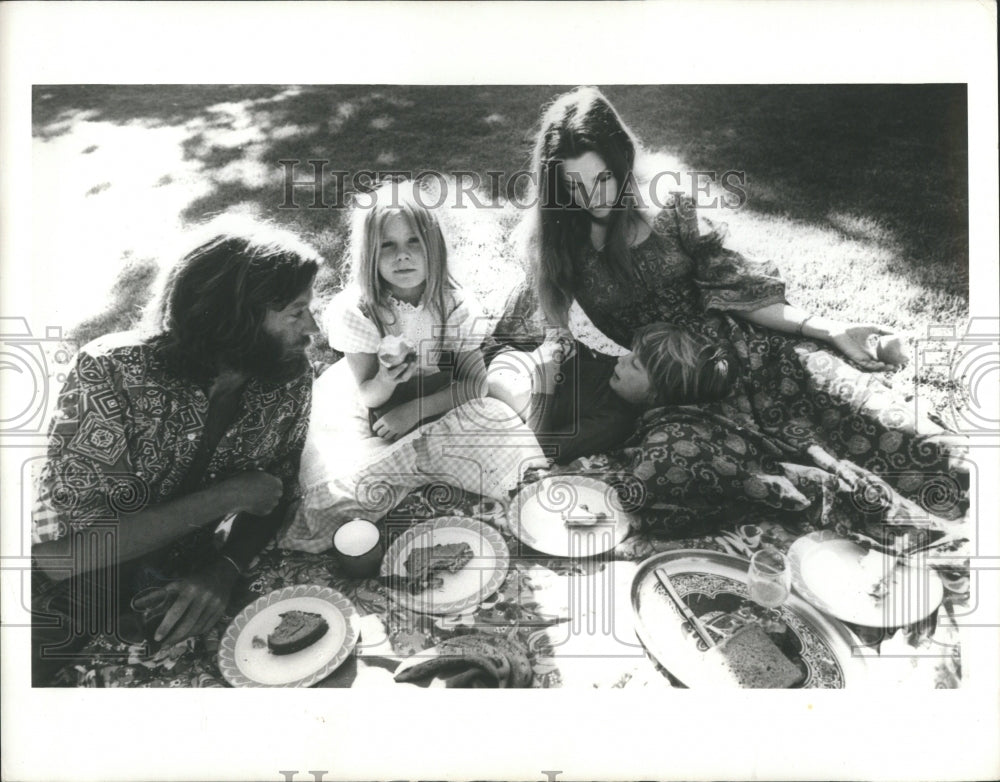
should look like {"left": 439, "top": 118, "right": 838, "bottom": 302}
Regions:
{"left": 325, "top": 287, "right": 488, "bottom": 363}
{"left": 278, "top": 398, "right": 546, "bottom": 553}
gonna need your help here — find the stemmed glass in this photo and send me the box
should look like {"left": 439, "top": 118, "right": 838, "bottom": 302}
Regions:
{"left": 747, "top": 549, "right": 792, "bottom": 633}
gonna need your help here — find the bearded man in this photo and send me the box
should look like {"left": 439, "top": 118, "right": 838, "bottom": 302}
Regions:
{"left": 31, "top": 222, "right": 321, "bottom": 683}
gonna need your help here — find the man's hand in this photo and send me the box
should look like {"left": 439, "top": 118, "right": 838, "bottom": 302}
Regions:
{"left": 154, "top": 558, "right": 241, "bottom": 646}
{"left": 372, "top": 399, "right": 422, "bottom": 442}
{"left": 217, "top": 471, "right": 284, "bottom": 515}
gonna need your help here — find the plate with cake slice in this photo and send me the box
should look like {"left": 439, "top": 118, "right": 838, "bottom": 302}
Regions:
{"left": 511, "top": 475, "right": 635, "bottom": 558}
{"left": 218, "top": 585, "right": 360, "bottom": 687}
{"left": 631, "top": 550, "right": 868, "bottom": 688}
{"left": 381, "top": 517, "right": 509, "bottom": 614}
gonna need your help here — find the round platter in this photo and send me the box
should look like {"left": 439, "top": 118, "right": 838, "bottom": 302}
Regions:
{"left": 380, "top": 516, "right": 509, "bottom": 615}
{"left": 218, "top": 585, "right": 360, "bottom": 688}
{"left": 511, "top": 475, "right": 634, "bottom": 558}
{"left": 631, "top": 549, "right": 868, "bottom": 689}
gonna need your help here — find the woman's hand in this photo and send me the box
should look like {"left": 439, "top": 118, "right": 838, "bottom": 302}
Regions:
{"left": 738, "top": 305, "right": 906, "bottom": 372}
{"left": 372, "top": 399, "right": 422, "bottom": 442}
{"left": 154, "top": 558, "right": 240, "bottom": 646}
{"left": 821, "top": 322, "right": 897, "bottom": 371}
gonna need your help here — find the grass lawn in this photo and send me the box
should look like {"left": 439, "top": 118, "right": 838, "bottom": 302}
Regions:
{"left": 32, "top": 84, "right": 969, "bottom": 415}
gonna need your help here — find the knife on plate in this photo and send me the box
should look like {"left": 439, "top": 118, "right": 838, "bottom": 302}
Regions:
{"left": 654, "top": 568, "right": 717, "bottom": 649}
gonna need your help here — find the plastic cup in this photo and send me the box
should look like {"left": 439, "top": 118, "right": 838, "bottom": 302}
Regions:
{"left": 332, "top": 519, "right": 384, "bottom": 578}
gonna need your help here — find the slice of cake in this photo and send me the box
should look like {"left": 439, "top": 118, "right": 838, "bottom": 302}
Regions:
{"left": 403, "top": 542, "right": 474, "bottom": 594}
{"left": 562, "top": 502, "right": 611, "bottom": 527}
{"left": 266, "top": 610, "right": 329, "bottom": 655}
{"left": 715, "top": 623, "right": 803, "bottom": 688}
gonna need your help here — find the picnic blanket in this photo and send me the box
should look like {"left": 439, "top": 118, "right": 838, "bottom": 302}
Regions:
{"left": 39, "top": 481, "right": 965, "bottom": 690}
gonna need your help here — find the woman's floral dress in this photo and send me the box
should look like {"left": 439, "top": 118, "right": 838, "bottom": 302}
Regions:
{"left": 511, "top": 197, "right": 967, "bottom": 536}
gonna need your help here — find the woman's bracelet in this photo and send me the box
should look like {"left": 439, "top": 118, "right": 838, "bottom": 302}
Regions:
{"left": 797, "top": 315, "right": 814, "bottom": 337}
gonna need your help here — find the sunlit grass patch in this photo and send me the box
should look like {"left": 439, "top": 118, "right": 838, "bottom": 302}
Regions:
{"left": 31, "top": 84, "right": 970, "bottom": 421}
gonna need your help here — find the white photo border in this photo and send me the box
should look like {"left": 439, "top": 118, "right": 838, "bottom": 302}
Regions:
{"left": 2, "top": 2, "right": 998, "bottom": 781}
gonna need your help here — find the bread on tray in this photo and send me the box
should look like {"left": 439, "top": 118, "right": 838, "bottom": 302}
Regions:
{"left": 714, "top": 623, "right": 803, "bottom": 688}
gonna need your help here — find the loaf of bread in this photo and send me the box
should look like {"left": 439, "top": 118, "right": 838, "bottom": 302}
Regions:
{"left": 403, "top": 542, "right": 474, "bottom": 594}
{"left": 377, "top": 335, "right": 417, "bottom": 368}
{"left": 266, "top": 610, "right": 329, "bottom": 655}
{"left": 716, "top": 623, "right": 803, "bottom": 688}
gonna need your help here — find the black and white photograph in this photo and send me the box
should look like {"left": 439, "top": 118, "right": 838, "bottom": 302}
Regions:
{"left": 2, "top": 2, "right": 998, "bottom": 781}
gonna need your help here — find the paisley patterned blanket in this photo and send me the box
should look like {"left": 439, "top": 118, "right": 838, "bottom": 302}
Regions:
{"left": 39, "top": 484, "right": 964, "bottom": 690}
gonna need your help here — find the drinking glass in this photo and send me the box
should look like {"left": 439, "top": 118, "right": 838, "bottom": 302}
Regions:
{"left": 747, "top": 549, "right": 791, "bottom": 632}
{"left": 332, "top": 518, "right": 384, "bottom": 579}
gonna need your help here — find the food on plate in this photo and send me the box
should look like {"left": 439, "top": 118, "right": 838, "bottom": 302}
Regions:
{"left": 868, "top": 572, "right": 892, "bottom": 600}
{"left": 377, "top": 335, "right": 417, "bottom": 368}
{"left": 403, "top": 542, "right": 474, "bottom": 594}
{"left": 251, "top": 635, "right": 267, "bottom": 650}
{"left": 561, "top": 502, "right": 611, "bottom": 527}
{"left": 715, "top": 623, "right": 803, "bottom": 688}
{"left": 266, "top": 610, "right": 330, "bottom": 655}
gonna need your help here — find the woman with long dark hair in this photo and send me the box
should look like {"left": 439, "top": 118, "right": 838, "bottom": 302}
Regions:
{"left": 489, "top": 86, "right": 966, "bottom": 528}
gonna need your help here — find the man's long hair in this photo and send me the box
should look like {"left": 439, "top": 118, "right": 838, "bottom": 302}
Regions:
{"left": 145, "top": 219, "right": 320, "bottom": 381}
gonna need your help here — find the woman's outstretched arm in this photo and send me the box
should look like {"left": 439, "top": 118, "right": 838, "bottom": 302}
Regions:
{"left": 736, "top": 302, "right": 899, "bottom": 371}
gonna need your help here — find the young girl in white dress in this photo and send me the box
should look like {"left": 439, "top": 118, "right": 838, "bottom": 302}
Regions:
{"left": 280, "top": 180, "right": 544, "bottom": 553}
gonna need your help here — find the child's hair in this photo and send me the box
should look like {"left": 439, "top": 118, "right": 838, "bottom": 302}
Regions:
{"left": 349, "top": 178, "right": 455, "bottom": 338}
{"left": 631, "top": 322, "right": 736, "bottom": 407}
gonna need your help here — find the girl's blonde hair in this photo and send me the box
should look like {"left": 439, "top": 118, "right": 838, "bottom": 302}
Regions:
{"left": 632, "top": 322, "right": 736, "bottom": 407}
{"left": 349, "top": 179, "right": 455, "bottom": 337}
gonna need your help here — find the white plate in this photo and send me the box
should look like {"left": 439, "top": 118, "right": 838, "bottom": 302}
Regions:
{"left": 511, "top": 475, "right": 633, "bottom": 558}
{"left": 631, "top": 549, "right": 867, "bottom": 689}
{"left": 789, "top": 531, "right": 944, "bottom": 628}
{"left": 380, "top": 517, "right": 509, "bottom": 615}
{"left": 218, "top": 585, "right": 360, "bottom": 687}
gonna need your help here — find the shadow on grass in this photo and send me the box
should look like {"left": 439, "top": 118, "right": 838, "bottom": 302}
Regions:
{"left": 69, "top": 257, "right": 159, "bottom": 347}
{"left": 35, "top": 84, "right": 969, "bottom": 353}
{"left": 604, "top": 84, "right": 968, "bottom": 296}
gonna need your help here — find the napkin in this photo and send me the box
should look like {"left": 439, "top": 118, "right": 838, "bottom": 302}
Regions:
{"left": 393, "top": 633, "right": 532, "bottom": 688}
